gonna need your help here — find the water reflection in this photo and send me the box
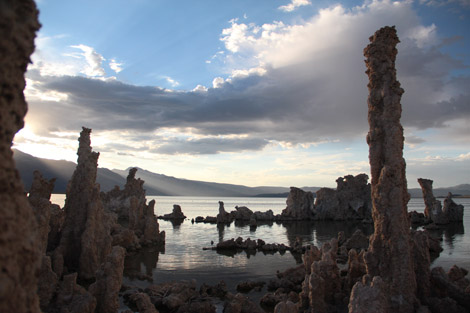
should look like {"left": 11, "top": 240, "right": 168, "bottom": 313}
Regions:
{"left": 124, "top": 246, "right": 164, "bottom": 280}
{"left": 426, "top": 222, "right": 465, "bottom": 250}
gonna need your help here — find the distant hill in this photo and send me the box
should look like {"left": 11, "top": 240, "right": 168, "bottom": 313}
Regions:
{"left": 13, "top": 149, "right": 126, "bottom": 193}
{"left": 112, "top": 167, "right": 321, "bottom": 197}
{"left": 13, "top": 150, "right": 318, "bottom": 196}
{"left": 13, "top": 150, "right": 469, "bottom": 198}
{"left": 409, "top": 184, "right": 470, "bottom": 198}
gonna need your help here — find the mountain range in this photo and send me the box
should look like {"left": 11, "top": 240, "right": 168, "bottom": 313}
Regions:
{"left": 13, "top": 149, "right": 470, "bottom": 198}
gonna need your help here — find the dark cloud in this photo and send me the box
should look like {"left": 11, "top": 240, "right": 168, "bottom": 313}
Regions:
{"left": 152, "top": 137, "right": 269, "bottom": 155}
{"left": 24, "top": 2, "right": 470, "bottom": 156}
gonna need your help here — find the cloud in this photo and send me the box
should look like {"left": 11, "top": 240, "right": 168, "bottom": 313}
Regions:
{"left": 109, "top": 59, "right": 123, "bottom": 73}
{"left": 69, "top": 44, "right": 106, "bottom": 77}
{"left": 24, "top": 0, "right": 470, "bottom": 156}
{"left": 152, "top": 137, "right": 269, "bottom": 155}
{"left": 279, "top": 0, "right": 311, "bottom": 12}
{"left": 164, "top": 76, "right": 180, "bottom": 87}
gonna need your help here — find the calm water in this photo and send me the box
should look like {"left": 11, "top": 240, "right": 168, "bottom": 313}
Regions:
{"left": 50, "top": 195, "right": 470, "bottom": 297}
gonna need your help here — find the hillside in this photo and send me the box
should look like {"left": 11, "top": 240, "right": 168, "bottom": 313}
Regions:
{"left": 13, "top": 150, "right": 469, "bottom": 198}
{"left": 13, "top": 150, "right": 318, "bottom": 196}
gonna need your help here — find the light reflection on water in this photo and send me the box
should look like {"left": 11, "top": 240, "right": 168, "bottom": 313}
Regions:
{"left": 49, "top": 195, "right": 470, "bottom": 290}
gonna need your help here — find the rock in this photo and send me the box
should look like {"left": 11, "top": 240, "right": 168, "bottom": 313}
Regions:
{"left": 311, "top": 239, "right": 341, "bottom": 304}
{"left": 260, "top": 290, "right": 298, "bottom": 308}
{"left": 409, "top": 210, "right": 430, "bottom": 225}
{"left": 28, "top": 171, "right": 55, "bottom": 253}
{"left": 274, "top": 300, "right": 297, "bottom": 313}
{"left": 145, "top": 280, "right": 198, "bottom": 311}
{"left": 236, "top": 280, "right": 265, "bottom": 293}
{"left": 344, "top": 229, "right": 369, "bottom": 251}
{"left": 447, "top": 265, "right": 469, "bottom": 283}
{"left": 102, "top": 168, "right": 165, "bottom": 247}
{"left": 47, "top": 204, "right": 65, "bottom": 252}
{"left": 232, "top": 206, "right": 254, "bottom": 220}
{"left": 418, "top": 178, "right": 448, "bottom": 224}
{"left": 217, "top": 201, "right": 233, "bottom": 224}
{"left": 199, "top": 281, "right": 228, "bottom": 299}
{"left": 427, "top": 297, "right": 466, "bottom": 313}
{"left": 0, "top": 1, "right": 42, "bottom": 312}
{"left": 280, "top": 187, "right": 315, "bottom": 220}
{"left": 346, "top": 249, "right": 366, "bottom": 291}
{"left": 54, "top": 127, "right": 113, "bottom": 280}
{"left": 253, "top": 209, "right": 275, "bottom": 221}
{"left": 224, "top": 293, "right": 264, "bottom": 313}
{"left": 314, "top": 174, "right": 372, "bottom": 221}
{"left": 54, "top": 273, "right": 96, "bottom": 313}
{"left": 89, "top": 246, "right": 126, "bottom": 313}
{"left": 363, "top": 26, "right": 417, "bottom": 312}
{"left": 129, "top": 292, "right": 158, "bottom": 313}
{"left": 430, "top": 267, "right": 470, "bottom": 310}
{"left": 37, "top": 256, "right": 59, "bottom": 310}
{"left": 348, "top": 276, "right": 388, "bottom": 313}
{"left": 176, "top": 300, "right": 215, "bottom": 313}
{"left": 443, "top": 193, "right": 464, "bottom": 222}
{"left": 160, "top": 204, "right": 186, "bottom": 220}
{"left": 411, "top": 230, "right": 432, "bottom": 301}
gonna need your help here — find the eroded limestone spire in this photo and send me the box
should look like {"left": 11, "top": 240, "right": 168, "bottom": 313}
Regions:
{"left": 362, "top": 26, "right": 417, "bottom": 312}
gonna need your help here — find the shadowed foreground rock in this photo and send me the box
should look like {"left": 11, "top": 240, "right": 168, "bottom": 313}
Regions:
{"left": 0, "top": 1, "right": 41, "bottom": 312}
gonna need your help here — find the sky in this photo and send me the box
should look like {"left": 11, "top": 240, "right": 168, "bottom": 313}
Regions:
{"left": 15, "top": 0, "right": 470, "bottom": 189}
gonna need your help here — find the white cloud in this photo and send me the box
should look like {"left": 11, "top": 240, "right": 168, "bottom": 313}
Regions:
{"left": 109, "top": 59, "right": 123, "bottom": 73}
{"left": 192, "top": 85, "right": 208, "bottom": 93}
{"left": 70, "top": 44, "right": 106, "bottom": 77}
{"left": 279, "top": 0, "right": 311, "bottom": 12}
{"left": 457, "top": 152, "right": 470, "bottom": 161}
{"left": 212, "top": 77, "right": 225, "bottom": 88}
{"left": 164, "top": 76, "right": 180, "bottom": 87}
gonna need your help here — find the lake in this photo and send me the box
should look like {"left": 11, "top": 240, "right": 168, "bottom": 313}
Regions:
{"left": 50, "top": 195, "right": 470, "bottom": 308}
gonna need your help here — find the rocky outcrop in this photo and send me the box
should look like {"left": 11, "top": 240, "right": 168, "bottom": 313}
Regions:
{"left": 0, "top": 1, "right": 41, "bottom": 312}
{"left": 360, "top": 26, "right": 417, "bottom": 312}
{"left": 224, "top": 293, "right": 264, "bottom": 313}
{"left": 28, "top": 171, "right": 56, "bottom": 253}
{"left": 209, "top": 237, "right": 290, "bottom": 255}
{"left": 418, "top": 179, "right": 464, "bottom": 225}
{"left": 418, "top": 178, "right": 448, "bottom": 224}
{"left": 280, "top": 187, "right": 315, "bottom": 220}
{"left": 89, "top": 246, "right": 126, "bottom": 313}
{"left": 216, "top": 201, "right": 233, "bottom": 224}
{"left": 280, "top": 174, "right": 371, "bottom": 221}
{"left": 443, "top": 192, "right": 464, "bottom": 223}
{"left": 53, "top": 128, "right": 113, "bottom": 281}
{"left": 314, "top": 174, "right": 372, "bottom": 221}
{"left": 159, "top": 204, "right": 186, "bottom": 220}
{"left": 231, "top": 206, "right": 254, "bottom": 220}
{"left": 102, "top": 168, "right": 165, "bottom": 247}
{"left": 52, "top": 273, "right": 96, "bottom": 313}
{"left": 348, "top": 276, "right": 388, "bottom": 313}
{"left": 128, "top": 293, "right": 158, "bottom": 313}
